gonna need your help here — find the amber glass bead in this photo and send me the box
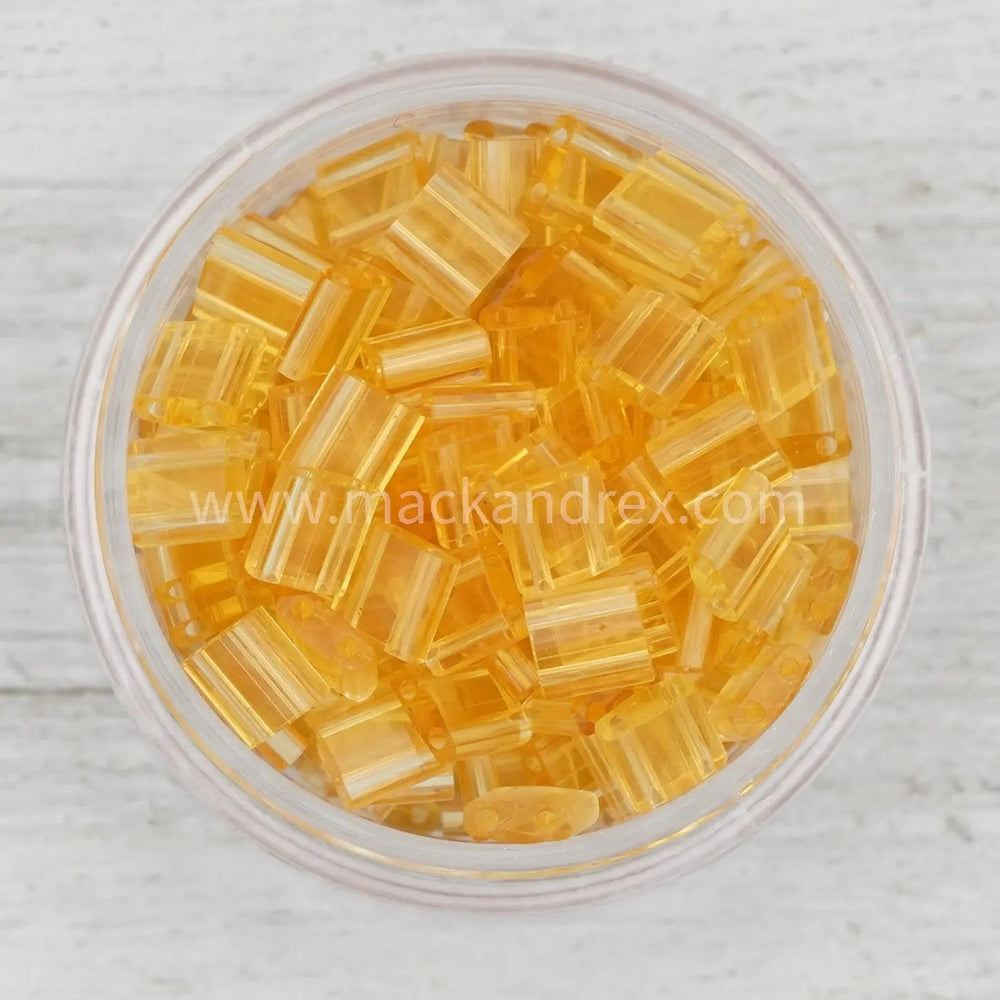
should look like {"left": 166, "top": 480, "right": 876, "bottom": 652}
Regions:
{"left": 130, "top": 113, "right": 858, "bottom": 844}
{"left": 127, "top": 427, "right": 268, "bottom": 547}
{"left": 729, "top": 280, "right": 835, "bottom": 420}
{"left": 594, "top": 677, "right": 726, "bottom": 812}
{"left": 266, "top": 377, "right": 321, "bottom": 454}
{"left": 339, "top": 522, "right": 461, "bottom": 663}
{"left": 464, "top": 786, "right": 600, "bottom": 843}
{"left": 136, "top": 321, "right": 273, "bottom": 427}
{"left": 466, "top": 132, "right": 544, "bottom": 214}
{"left": 790, "top": 536, "right": 859, "bottom": 636}
{"left": 418, "top": 417, "right": 516, "bottom": 548}
{"left": 243, "top": 467, "right": 375, "bottom": 598}
{"left": 593, "top": 151, "right": 753, "bottom": 301}
{"left": 497, "top": 458, "right": 621, "bottom": 595}
{"left": 524, "top": 575, "right": 656, "bottom": 698}
{"left": 770, "top": 374, "right": 852, "bottom": 468}
{"left": 609, "top": 452, "right": 693, "bottom": 598}
{"left": 496, "top": 237, "right": 629, "bottom": 324}
{"left": 193, "top": 227, "right": 321, "bottom": 345}
{"left": 521, "top": 115, "right": 643, "bottom": 229}
{"left": 362, "top": 317, "right": 493, "bottom": 391}
{"left": 540, "top": 373, "right": 635, "bottom": 472}
{"left": 275, "top": 594, "right": 379, "bottom": 702}
{"left": 427, "top": 545, "right": 522, "bottom": 674}
{"left": 277, "top": 262, "right": 391, "bottom": 380}
{"left": 709, "top": 643, "right": 813, "bottom": 742}
{"left": 410, "top": 382, "right": 539, "bottom": 425}
{"left": 140, "top": 540, "right": 269, "bottom": 652}
{"left": 379, "top": 163, "right": 529, "bottom": 315}
{"left": 308, "top": 132, "right": 427, "bottom": 248}
{"left": 282, "top": 367, "right": 423, "bottom": 487}
{"left": 479, "top": 296, "right": 583, "bottom": 388}
{"left": 183, "top": 607, "right": 330, "bottom": 757}
{"left": 689, "top": 468, "right": 790, "bottom": 619}
{"left": 313, "top": 694, "right": 442, "bottom": 808}
{"left": 581, "top": 286, "right": 725, "bottom": 416}
{"left": 646, "top": 392, "right": 790, "bottom": 508}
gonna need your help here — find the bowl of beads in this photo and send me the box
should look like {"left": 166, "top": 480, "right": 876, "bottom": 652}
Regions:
{"left": 65, "top": 53, "right": 929, "bottom": 907}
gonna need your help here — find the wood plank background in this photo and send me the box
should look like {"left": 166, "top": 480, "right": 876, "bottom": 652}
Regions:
{"left": 1, "top": 1, "right": 998, "bottom": 997}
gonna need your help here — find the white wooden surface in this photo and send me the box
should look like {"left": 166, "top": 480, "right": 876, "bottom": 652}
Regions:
{"left": 1, "top": 1, "right": 998, "bottom": 997}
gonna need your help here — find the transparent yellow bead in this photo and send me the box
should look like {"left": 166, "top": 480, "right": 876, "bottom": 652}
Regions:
{"left": 581, "top": 286, "right": 725, "bottom": 416}
{"left": 478, "top": 425, "right": 577, "bottom": 498}
{"left": 393, "top": 667, "right": 527, "bottom": 762}
{"left": 339, "top": 522, "right": 461, "bottom": 662}
{"left": 243, "top": 467, "right": 375, "bottom": 599}
{"left": 266, "top": 377, "right": 322, "bottom": 454}
{"left": 646, "top": 392, "right": 791, "bottom": 508}
{"left": 709, "top": 643, "right": 813, "bottom": 742}
{"left": 540, "top": 373, "right": 635, "bottom": 472}
{"left": 494, "top": 236, "right": 629, "bottom": 325}
{"left": 309, "top": 132, "right": 427, "bottom": 248}
{"left": 365, "top": 257, "right": 453, "bottom": 336}
{"left": 127, "top": 426, "right": 268, "bottom": 547}
{"left": 256, "top": 720, "right": 313, "bottom": 771}
{"left": 277, "top": 262, "right": 391, "bottom": 380}
{"left": 420, "top": 132, "right": 470, "bottom": 173}
{"left": 183, "top": 606, "right": 331, "bottom": 751}
{"left": 313, "top": 693, "right": 441, "bottom": 808}
{"left": 409, "top": 382, "right": 539, "bottom": 425}
{"left": 600, "top": 553, "right": 679, "bottom": 673}
{"left": 676, "top": 592, "right": 719, "bottom": 674}
{"left": 464, "top": 786, "right": 600, "bottom": 843}
{"left": 698, "top": 616, "right": 769, "bottom": 696}
{"left": 268, "top": 193, "right": 325, "bottom": 247}
{"left": 488, "top": 642, "right": 541, "bottom": 703}
{"left": 534, "top": 735, "right": 601, "bottom": 793}
{"left": 702, "top": 240, "right": 801, "bottom": 327}
{"left": 791, "top": 536, "right": 859, "bottom": 636}
{"left": 378, "top": 163, "right": 529, "bottom": 315}
{"left": 236, "top": 212, "right": 339, "bottom": 270}
{"left": 362, "top": 316, "right": 493, "bottom": 391}
{"left": 192, "top": 227, "right": 321, "bottom": 345}
{"left": 520, "top": 115, "right": 643, "bottom": 229}
{"left": 769, "top": 373, "right": 852, "bottom": 468}
{"left": 775, "top": 458, "right": 853, "bottom": 542}
{"left": 374, "top": 802, "right": 443, "bottom": 835}
{"left": 454, "top": 748, "right": 549, "bottom": 801}
{"left": 729, "top": 280, "right": 836, "bottom": 420}
{"left": 423, "top": 667, "right": 522, "bottom": 756}
{"left": 497, "top": 458, "right": 621, "bottom": 595}
{"left": 140, "top": 539, "right": 272, "bottom": 651}
{"left": 593, "top": 151, "right": 753, "bottom": 301}
{"left": 282, "top": 368, "right": 424, "bottom": 488}
{"left": 418, "top": 417, "right": 516, "bottom": 549}
{"left": 594, "top": 677, "right": 726, "bottom": 811}
{"left": 466, "top": 132, "right": 544, "bottom": 213}
{"left": 427, "top": 545, "right": 522, "bottom": 675}
{"left": 674, "top": 348, "right": 740, "bottom": 413}
{"left": 479, "top": 296, "right": 583, "bottom": 388}
{"left": 373, "top": 767, "right": 456, "bottom": 807}
{"left": 608, "top": 452, "right": 694, "bottom": 599}
{"left": 524, "top": 575, "right": 656, "bottom": 699}
{"left": 135, "top": 321, "right": 272, "bottom": 427}
{"left": 274, "top": 593, "right": 379, "bottom": 702}
{"left": 737, "top": 539, "right": 816, "bottom": 637}
{"left": 689, "top": 468, "right": 790, "bottom": 620}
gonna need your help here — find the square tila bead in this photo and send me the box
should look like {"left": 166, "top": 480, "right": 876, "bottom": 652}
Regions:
{"left": 378, "top": 163, "right": 529, "bottom": 315}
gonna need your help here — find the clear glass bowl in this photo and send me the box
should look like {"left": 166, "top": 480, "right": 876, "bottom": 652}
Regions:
{"left": 63, "top": 52, "right": 930, "bottom": 909}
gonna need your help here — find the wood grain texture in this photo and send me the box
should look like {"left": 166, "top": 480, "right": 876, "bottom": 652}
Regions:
{"left": 1, "top": 0, "right": 998, "bottom": 996}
